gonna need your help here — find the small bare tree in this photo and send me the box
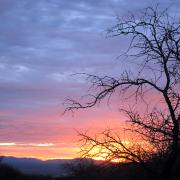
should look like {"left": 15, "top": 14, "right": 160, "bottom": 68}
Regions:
{"left": 65, "top": 6, "right": 180, "bottom": 180}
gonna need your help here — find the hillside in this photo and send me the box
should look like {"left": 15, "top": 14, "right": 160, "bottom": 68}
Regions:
{"left": 0, "top": 156, "right": 70, "bottom": 176}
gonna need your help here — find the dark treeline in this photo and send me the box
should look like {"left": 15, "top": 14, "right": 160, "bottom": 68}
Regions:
{"left": 0, "top": 163, "right": 52, "bottom": 180}
{"left": 1, "top": 158, "right": 180, "bottom": 180}
{"left": 64, "top": 158, "right": 180, "bottom": 180}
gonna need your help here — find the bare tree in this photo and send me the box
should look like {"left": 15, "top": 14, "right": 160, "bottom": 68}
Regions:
{"left": 65, "top": 6, "right": 180, "bottom": 180}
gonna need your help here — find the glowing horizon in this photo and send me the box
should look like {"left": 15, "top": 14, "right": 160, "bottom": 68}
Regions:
{"left": 0, "top": 114, "right": 126, "bottom": 160}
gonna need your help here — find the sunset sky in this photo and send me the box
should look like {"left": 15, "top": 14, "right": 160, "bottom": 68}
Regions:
{"left": 0, "top": 0, "right": 179, "bottom": 160}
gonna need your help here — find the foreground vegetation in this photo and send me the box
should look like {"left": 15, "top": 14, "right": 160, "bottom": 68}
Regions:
{"left": 1, "top": 158, "right": 180, "bottom": 180}
{"left": 0, "top": 163, "right": 52, "bottom": 180}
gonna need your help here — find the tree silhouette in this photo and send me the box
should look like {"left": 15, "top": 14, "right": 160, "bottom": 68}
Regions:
{"left": 65, "top": 6, "right": 180, "bottom": 180}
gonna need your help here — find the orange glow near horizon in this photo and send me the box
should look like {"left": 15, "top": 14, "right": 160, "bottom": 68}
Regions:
{"left": 0, "top": 124, "right": 153, "bottom": 161}
{"left": 0, "top": 97, "right": 158, "bottom": 161}
{"left": 0, "top": 106, "right": 129, "bottom": 160}
{"left": 87, "top": 139, "right": 154, "bottom": 163}
{"left": 0, "top": 142, "right": 81, "bottom": 160}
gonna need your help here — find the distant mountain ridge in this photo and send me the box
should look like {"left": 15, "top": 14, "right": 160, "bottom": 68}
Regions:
{"left": 0, "top": 156, "right": 72, "bottom": 176}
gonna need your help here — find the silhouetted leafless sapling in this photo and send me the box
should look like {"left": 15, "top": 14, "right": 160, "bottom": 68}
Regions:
{"left": 64, "top": 6, "right": 180, "bottom": 180}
